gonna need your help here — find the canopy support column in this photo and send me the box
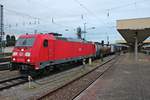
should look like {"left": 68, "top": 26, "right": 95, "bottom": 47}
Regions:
{"left": 135, "top": 32, "right": 138, "bottom": 61}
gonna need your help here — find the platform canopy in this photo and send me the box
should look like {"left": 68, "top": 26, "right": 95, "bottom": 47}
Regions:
{"left": 117, "top": 17, "right": 150, "bottom": 45}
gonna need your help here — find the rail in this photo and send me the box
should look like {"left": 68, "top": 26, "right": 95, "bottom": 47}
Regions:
{"left": 0, "top": 76, "right": 27, "bottom": 91}
{"left": 37, "top": 55, "right": 118, "bottom": 100}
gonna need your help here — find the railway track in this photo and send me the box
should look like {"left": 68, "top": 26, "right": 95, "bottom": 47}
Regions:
{"left": 37, "top": 55, "right": 119, "bottom": 100}
{"left": 0, "top": 70, "right": 20, "bottom": 81}
{"left": 0, "top": 57, "right": 11, "bottom": 70}
{"left": 0, "top": 56, "right": 11, "bottom": 63}
{"left": 0, "top": 60, "right": 82, "bottom": 91}
{"left": 0, "top": 62, "right": 10, "bottom": 70}
{"left": 0, "top": 76, "right": 28, "bottom": 91}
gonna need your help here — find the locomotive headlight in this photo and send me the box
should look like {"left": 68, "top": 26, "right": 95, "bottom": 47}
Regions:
{"left": 12, "top": 58, "right": 16, "bottom": 61}
{"left": 25, "top": 52, "right": 31, "bottom": 57}
{"left": 27, "top": 59, "right": 30, "bottom": 62}
{"left": 21, "top": 49, "right": 24, "bottom": 51}
{"left": 12, "top": 52, "right": 18, "bottom": 56}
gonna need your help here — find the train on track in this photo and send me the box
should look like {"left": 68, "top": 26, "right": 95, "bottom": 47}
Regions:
{"left": 10, "top": 33, "right": 124, "bottom": 74}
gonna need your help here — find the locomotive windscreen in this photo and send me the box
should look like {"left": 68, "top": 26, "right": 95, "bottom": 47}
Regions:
{"left": 16, "top": 37, "right": 35, "bottom": 47}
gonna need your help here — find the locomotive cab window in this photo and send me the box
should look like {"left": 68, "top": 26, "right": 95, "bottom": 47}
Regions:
{"left": 16, "top": 37, "right": 35, "bottom": 47}
{"left": 43, "top": 39, "right": 48, "bottom": 47}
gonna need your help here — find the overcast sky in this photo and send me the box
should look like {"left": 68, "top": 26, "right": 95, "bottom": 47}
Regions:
{"left": 0, "top": 0, "right": 150, "bottom": 43}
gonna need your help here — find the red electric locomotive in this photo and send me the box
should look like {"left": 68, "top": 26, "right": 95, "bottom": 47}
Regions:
{"left": 10, "top": 33, "right": 96, "bottom": 72}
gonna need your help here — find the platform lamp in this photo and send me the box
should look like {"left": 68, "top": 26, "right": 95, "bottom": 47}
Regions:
{"left": 83, "top": 26, "right": 96, "bottom": 40}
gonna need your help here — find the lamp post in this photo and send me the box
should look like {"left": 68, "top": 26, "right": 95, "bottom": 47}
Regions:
{"left": 83, "top": 23, "right": 86, "bottom": 40}
{"left": 83, "top": 25, "right": 95, "bottom": 40}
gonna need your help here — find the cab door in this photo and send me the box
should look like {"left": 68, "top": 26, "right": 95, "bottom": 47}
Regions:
{"left": 48, "top": 40, "right": 54, "bottom": 60}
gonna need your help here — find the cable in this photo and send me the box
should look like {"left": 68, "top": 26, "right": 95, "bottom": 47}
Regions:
{"left": 107, "top": 0, "right": 149, "bottom": 11}
{"left": 73, "top": 0, "right": 107, "bottom": 25}
{"left": 73, "top": 0, "right": 149, "bottom": 24}
{"left": 3, "top": 0, "right": 150, "bottom": 36}
{"left": 5, "top": 8, "right": 38, "bottom": 19}
{"left": 4, "top": 8, "right": 75, "bottom": 31}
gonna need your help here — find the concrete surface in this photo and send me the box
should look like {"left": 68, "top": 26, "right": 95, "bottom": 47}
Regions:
{"left": 74, "top": 53, "right": 150, "bottom": 100}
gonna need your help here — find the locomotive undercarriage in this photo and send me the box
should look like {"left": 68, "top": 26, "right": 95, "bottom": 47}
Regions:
{"left": 10, "top": 62, "right": 36, "bottom": 75}
{"left": 10, "top": 62, "right": 33, "bottom": 70}
{"left": 10, "top": 55, "right": 98, "bottom": 76}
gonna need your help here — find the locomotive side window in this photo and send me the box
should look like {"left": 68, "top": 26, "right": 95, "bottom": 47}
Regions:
{"left": 43, "top": 39, "right": 48, "bottom": 47}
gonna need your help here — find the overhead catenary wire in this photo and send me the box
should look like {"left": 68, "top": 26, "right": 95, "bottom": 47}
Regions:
{"left": 73, "top": 0, "right": 107, "bottom": 25}
{"left": 5, "top": 8, "right": 38, "bottom": 19}
{"left": 106, "top": 0, "right": 148, "bottom": 11}
{"left": 73, "top": 0, "right": 150, "bottom": 39}
{"left": 73, "top": 0, "right": 149, "bottom": 22}
{"left": 2, "top": 0, "right": 150, "bottom": 38}
{"left": 4, "top": 0, "right": 147, "bottom": 29}
{"left": 105, "top": 0, "right": 149, "bottom": 17}
{"left": 4, "top": 8, "right": 75, "bottom": 32}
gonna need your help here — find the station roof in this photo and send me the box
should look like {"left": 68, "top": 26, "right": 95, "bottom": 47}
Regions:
{"left": 116, "top": 39, "right": 150, "bottom": 47}
{"left": 117, "top": 17, "right": 150, "bottom": 45}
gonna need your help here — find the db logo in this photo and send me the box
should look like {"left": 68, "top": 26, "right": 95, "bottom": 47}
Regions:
{"left": 19, "top": 52, "right": 24, "bottom": 56}
{"left": 79, "top": 48, "right": 82, "bottom": 51}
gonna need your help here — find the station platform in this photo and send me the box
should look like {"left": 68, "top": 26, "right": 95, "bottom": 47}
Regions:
{"left": 74, "top": 53, "right": 150, "bottom": 100}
